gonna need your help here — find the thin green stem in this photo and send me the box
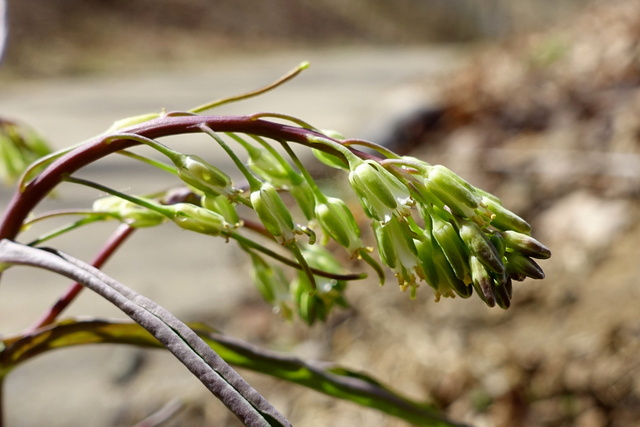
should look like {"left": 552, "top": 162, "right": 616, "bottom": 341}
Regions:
{"left": 287, "top": 240, "right": 317, "bottom": 290}
{"left": 63, "top": 176, "right": 175, "bottom": 218}
{"left": 231, "top": 232, "right": 366, "bottom": 282}
{"left": 198, "top": 124, "right": 263, "bottom": 191}
{"left": 29, "top": 224, "right": 136, "bottom": 331}
{"left": 116, "top": 150, "right": 177, "bottom": 175}
{"left": 190, "top": 62, "right": 310, "bottom": 113}
{"left": 26, "top": 216, "right": 108, "bottom": 247}
{"left": 279, "top": 140, "right": 327, "bottom": 203}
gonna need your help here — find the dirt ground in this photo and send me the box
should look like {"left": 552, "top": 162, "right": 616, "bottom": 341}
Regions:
{"left": 2, "top": 1, "right": 640, "bottom": 426}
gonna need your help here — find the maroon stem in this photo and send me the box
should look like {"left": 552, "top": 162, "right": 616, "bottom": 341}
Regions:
{"left": 28, "top": 224, "right": 135, "bottom": 331}
{"left": 0, "top": 114, "right": 369, "bottom": 242}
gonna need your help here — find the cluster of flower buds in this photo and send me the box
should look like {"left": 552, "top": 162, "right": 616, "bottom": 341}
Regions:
{"left": 344, "top": 156, "right": 550, "bottom": 308}
{"left": 87, "top": 125, "right": 548, "bottom": 316}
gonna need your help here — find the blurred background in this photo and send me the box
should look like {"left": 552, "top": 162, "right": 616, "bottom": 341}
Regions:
{"left": 2, "top": 0, "right": 640, "bottom": 426}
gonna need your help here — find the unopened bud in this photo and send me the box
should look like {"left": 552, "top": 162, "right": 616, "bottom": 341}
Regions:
{"left": 349, "top": 160, "right": 413, "bottom": 223}
{"left": 315, "top": 197, "right": 362, "bottom": 255}
{"left": 458, "top": 219, "right": 505, "bottom": 274}
{"left": 168, "top": 203, "right": 227, "bottom": 235}
{"left": 250, "top": 183, "right": 296, "bottom": 244}
{"left": 505, "top": 251, "right": 545, "bottom": 280}
{"left": 501, "top": 230, "right": 551, "bottom": 259}
{"left": 176, "top": 154, "right": 234, "bottom": 196}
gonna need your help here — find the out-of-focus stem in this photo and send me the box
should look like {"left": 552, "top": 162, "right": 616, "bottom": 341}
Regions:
{"left": 28, "top": 224, "right": 135, "bottom": 331}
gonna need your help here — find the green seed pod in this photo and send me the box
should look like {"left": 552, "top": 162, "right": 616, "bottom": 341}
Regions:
{"left": 168, "top": 203, "right": 227, "bottom": 235}
{"left": 482, "top": 196, "right": 531, "bottom": 234}
{"left": 176, "top": 154, "right": 234, "bottom": 196}
{"left": 349, "top": 160, "right": 413, "bottom": 223}
{"left": 501, "top": 230, "right": 551, "bottom": 259}
{"left": 458, "top": 219, "right": 505, "bottom": 274}
{"left": 315, "top": 197, "right": 362, "bottom": 255}
{"left": 504, "top": 251, "right": 545, "bottom": 280}
{"left": 250, "top": 183, "right": 296, "bottom": 244}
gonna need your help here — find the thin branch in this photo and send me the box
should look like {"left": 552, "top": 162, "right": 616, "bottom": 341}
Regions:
{"left": 29, "top": 224, "right": 136, "bottom": 331}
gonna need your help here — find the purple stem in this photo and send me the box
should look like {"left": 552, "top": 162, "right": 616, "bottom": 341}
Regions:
{"left": 0, "top": 114, "right": 372, "bottom": 242}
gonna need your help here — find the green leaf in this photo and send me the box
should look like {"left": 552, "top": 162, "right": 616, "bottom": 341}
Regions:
{"left": 0, "top": 318, "right": 465, "bottom": 427}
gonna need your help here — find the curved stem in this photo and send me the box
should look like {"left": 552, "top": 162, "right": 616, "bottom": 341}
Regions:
{"left": 0, "top": 115, "right": 365, "bottom": 243}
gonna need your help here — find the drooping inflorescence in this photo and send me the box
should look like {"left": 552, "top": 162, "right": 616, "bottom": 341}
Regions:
{"left": 2, "top": 63, "right": 550, "bottom": 324}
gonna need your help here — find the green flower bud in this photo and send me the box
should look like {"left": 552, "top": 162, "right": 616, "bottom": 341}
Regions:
{"left": 250, "top": 183, "right": 296, "bottom": 244}
{"left": 458, "top": 219, "right": 505, "bottom": 274}
{"left": 501, "top": 230, "right": 551, "bottom": 259}
{"left": 431, "top": 208, "right": 472, "bottom": 283}
{"left": 290, "top": 244, "right": 348, "bottom": 325}
{"left": 415, "top": 234, "right": 440, "bottom": 290}
{"left": 289, "top": 177, "right": 316, "bottom": 221}
{"left": 373, "top": 217, "right": 420, "bottom": 289}
{"left": 201, "top": 194, "right": 240, "bottom": 226}
{"left": 431, "top": 237, "right": 472, "bottom": 299}
{"left": 175, "top": 154, "right": 235, "bottom": 196}
{"left": 315, "top": 197, "right": 362, "bottom": 255}
{"left": 493, "top": 277, "right": 512, "bottom": 309}
{"left": 482, "top": 196, "right": 531, "bottom": 234}
{"left": 312, "top": 148, "right": 349, "bottom": 170}
{"left": 349, "top": 160, "right": 414, "bottom": 223}
{"left": 504, "top": 251, "right": 545, "bottom": 280}
{"left": 168, "top": 203, "right": 228, "bottom": 235}
{"left": 245, "top": 144, "right": 292, "bottom": 187}
{"left": 423, "top": 165, "right": 485, "bottom": 221}
{"left": 92, "top": 196, "right": 165, "bottom": 228}
{"left": 469, "top": 255, "right": 496, "bottom": 307}
{"left": 248, "top": 252, "right": 291, "bottom": 319}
